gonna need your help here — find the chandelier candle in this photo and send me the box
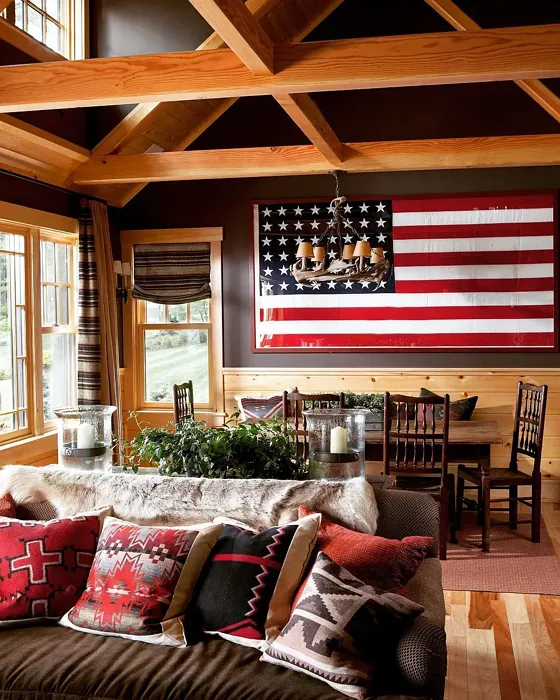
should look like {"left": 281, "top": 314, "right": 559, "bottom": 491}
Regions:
{"left": 304, "top": 409, "right": 369, "bottom": 480}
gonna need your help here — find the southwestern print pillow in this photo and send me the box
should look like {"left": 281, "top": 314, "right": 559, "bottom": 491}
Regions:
{"left": 262, "top": 553, "right": 424, "bottom": 700}
{"left": 60, "top": 517, "right": 222, "bottom": 647}
{"left": 235, "top": 395, "right": 284, "bottom": 421}
{"left": 0, "top": 493, "right": 16, "bottom": 518}
{"left": 189, "top": 513, "right": 320, "bottom": 649}
{"left": 0, "top": 510, "right": 107, "bottom": 626}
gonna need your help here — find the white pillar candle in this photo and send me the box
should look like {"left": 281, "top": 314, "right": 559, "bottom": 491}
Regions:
{"left": 77, "top": 423, "right": 95, "bottom": 449}
{"left": 330, "top": 426, "right": 348, "bottom": 454}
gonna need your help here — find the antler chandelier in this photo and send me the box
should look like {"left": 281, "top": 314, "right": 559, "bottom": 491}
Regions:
{"left": 291, "top": 171, "right": 391, "bottom": 289}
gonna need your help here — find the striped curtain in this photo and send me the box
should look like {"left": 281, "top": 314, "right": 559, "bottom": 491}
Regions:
{"left": 132, "top": 242, "right": 211, "bottom": 304}
{"left": 78, "top": 201, "right": 121, "bottom": 432}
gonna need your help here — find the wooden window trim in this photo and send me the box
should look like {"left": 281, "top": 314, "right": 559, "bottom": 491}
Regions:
{"left": 0, "top": 206, "right": 78, "bottom": 447}
{"left": 121, "top": 228, "right": 224, "bottom": 419}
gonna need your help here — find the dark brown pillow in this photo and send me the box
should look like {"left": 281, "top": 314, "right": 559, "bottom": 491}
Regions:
{"left": 419, "top": 388, "right": 478, "bottom": 421}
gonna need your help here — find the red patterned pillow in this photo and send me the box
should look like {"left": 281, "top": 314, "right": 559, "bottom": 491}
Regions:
{"left": 0, "top": 493, "right": 16, "bottom": 518}
{"left": 296, "top": 505, "right": 432, "bottom": 601}
{"left": 0, "top": 512, "right": 104, "bottom": 625}
{"left": 60, "top": 517, "right": 222, "bottom": 647}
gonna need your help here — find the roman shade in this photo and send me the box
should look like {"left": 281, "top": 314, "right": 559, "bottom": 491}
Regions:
{"left": 132, "top": 242, "right": 211, "bottom": 304}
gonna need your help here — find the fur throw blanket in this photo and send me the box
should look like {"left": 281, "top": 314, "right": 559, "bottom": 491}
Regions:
{"left": 0, "top": 466, "right": 378, "bottom": 534}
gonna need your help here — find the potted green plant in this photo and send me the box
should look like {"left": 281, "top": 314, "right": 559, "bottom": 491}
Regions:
{"left": 121, "top": 412, "right": 306, "bottom": 479}
{"left": 343, "top": 392, "right": 384, "bottom": 429}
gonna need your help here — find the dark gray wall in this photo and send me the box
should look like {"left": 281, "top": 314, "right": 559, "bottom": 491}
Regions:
{"left": 120, "top": 167, "right": 560, "bottom": 369}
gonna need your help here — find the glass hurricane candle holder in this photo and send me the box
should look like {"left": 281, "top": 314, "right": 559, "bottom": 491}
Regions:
{"left": 303, "top": 408, "right": 369, "bottom": 480}
{"left": 54, "top": 406, "right": 117, "bottom": 471}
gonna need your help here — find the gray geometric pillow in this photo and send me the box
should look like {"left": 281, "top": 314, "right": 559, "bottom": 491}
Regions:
{"left": 261, "top": 552, "right": 423, "bottom": 699}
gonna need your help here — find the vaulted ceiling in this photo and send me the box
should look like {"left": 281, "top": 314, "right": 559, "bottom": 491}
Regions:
{"left": 0, "top": 0, "right": 558, "bottom": 208}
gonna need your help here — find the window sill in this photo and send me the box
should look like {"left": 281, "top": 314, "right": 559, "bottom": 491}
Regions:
{"left": 0, "top": 431, "right": 58, "bottom": 466}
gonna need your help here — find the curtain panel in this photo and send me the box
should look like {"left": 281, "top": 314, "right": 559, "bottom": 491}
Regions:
{"left": 132, "top": 242, "right": 211, "bottom": 305}
{"left": 77, "top": 201, "right": 121, "bottom": 438}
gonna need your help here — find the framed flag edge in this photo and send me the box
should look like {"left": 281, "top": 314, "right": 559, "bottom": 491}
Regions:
{"left": 250, "top": 189, "right": 559, "bottom": 354}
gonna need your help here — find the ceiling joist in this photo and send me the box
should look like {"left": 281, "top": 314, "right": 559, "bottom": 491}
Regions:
{"left": 187, "top": 0, "right": 275, "bottom": 74}
{"left": 71, "top": 134, "right": 560, "bottom": 185}
{"left": 425, "top": 0, "right": 560, "bottom": 124}
{"left": 1, "top": 25, "right": 559, "bottom": 112}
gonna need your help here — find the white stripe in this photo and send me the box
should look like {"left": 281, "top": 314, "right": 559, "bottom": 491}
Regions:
{"left": 258, "top": 291, "right": 554, "bottom": 309}
{"left": 393, "top": 208, "right": 554, "bottom": 227}
{"left": 393, "top": 236, "right": 554, "bottom": 254}
{"left": 258, "top": 319, "right": 554, "bottom": 335}
{"left": 394, "top": 264, "right": 553, "bottom": 281}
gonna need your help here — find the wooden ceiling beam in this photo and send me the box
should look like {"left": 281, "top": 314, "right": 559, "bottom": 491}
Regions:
{"left": 0, "top": 0, "right": 14, "bottom": 12}
{"left": 275, "top": 93, "right": 345, "bottom": 164}
{"left": 425, "top": 0, "right": 560, "bottom": 124}
{"left": 188, "top": 0, "right": 274, "bottom": 74}
{"left": 0, "top": 17, "right": 66, "bottom": 62}
{"left": 2, "top": 25, "right": 559, "bottom": 112}
{"left": 72, "top": 133, "right": 560, "bottom": 184}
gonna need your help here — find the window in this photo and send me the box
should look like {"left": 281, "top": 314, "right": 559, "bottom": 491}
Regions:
{"left": 122, "top": 228, "right": 223, "bottom": 420}
{"left": 140, "top": 300, "right": 211, "bottom": 407}
{"left": 41, "top": 235, "right": 77, "bottom": 424}
{"left": 0, "top": 218, "right": 77, "bottom": 445}
{"left": 0, "top": 228, "right": 28, "bottom": 440}
{"left": 4, "top": 0, "right": 87, "bottom": 59}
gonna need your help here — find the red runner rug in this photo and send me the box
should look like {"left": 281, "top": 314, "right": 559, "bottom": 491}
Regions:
{"left": 441, "top": 511, "right": 560, "bottom": 595}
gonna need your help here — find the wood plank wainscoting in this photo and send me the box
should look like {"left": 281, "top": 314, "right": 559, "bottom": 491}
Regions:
{"left": 223, "top": 368, "right": 560, "bottom": 502}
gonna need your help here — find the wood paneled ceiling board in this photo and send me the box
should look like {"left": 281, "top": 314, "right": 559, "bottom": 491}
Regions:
{"left": 425, "top": 0, "right": 560, "bottom": 124}
{"left": 0, "top": 0, "right": 14, "bottom": 11}
{"left": 72, "top": 133, "right": 560, "bottom": 184}
{"left": 187, "top": 0, "right": 275, "bottom": 74}
{"left": 2, "top": 26, "right": 559, "bottom": 112}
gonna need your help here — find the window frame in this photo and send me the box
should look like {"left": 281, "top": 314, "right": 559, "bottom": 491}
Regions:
{"left": 38, "top": 230, "right": 78, "bottom": 430}
{"left": 0, "top": 206, "right": 78, "bottom": 447}
{"left": 4, "top": 0, "right": 88, "bottom": 60}
{"left": 121, "top": 228, "right": 224, "bottom": 423}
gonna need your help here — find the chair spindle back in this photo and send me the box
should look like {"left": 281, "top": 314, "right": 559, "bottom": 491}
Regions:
{"left": 511, "top": 381, "right": 548, "bottom": 472}
{"left": 282, "top": 390, "right": 345, "bottom": 459}
{"left": 173, "top": 380, "right": 195, "bottom": 426}
{"left": 383, "top": 392, "right": 450, "bottom": 482}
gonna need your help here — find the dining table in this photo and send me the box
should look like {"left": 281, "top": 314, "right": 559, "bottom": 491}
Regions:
{"left": 364, "top": 420, "right": 504, "bottom": 471}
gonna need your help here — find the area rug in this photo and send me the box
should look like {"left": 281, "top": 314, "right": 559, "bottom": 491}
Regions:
{"left": 441, "top": 511, "right": 560, "bottom": 595}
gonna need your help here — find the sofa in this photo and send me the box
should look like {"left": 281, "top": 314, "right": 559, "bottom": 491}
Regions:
{"left": 0, "top": 468, "right": 446, "bottom": 700}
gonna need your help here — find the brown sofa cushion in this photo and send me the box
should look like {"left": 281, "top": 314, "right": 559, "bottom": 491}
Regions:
{"left": 0, "top": 625, "right": 346, "bottom": 700}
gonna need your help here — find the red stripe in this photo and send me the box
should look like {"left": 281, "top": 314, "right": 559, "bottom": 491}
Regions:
{"left": 393, "top": 222, "right": 554, "bottom": 239}
{"left": 212, "top": 553, "right": 282, "bottom": 569}
{"left": 260, "top": 333, "right": 555, "bottom": 348}
{"left": 392, "top": 194, "right": 554, "bottom": 213}
{"left": 394, "top": 250, "right": 554, "bottom": 267}
{"left": 261, "top": 306, "right": 554, "bottom": 323}
{"left": 395, "top": 278, "right": 554, "bottom": 294}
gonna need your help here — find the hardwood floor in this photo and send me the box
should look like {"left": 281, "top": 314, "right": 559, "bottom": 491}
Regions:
{"left": 444, "top": 502, "right": 560, "bottom": 700}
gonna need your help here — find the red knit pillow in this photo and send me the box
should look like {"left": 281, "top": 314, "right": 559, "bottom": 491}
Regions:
{"left": 295, "top": 505, "right": 432, "bottom": 602}
{"left": 0, "top": 493, "right": 16, "bottom": 518}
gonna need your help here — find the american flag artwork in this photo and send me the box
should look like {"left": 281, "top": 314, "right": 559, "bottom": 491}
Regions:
{"left": 253, "top": 192, "right": 557, "bottom": 352}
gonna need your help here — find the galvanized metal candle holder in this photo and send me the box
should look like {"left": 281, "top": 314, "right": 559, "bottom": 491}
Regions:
{"left": 303, "top": 408, "right": 368, "bottom": 480}
{"left": 54, "top": 406, "right": 116, "bottom": 471}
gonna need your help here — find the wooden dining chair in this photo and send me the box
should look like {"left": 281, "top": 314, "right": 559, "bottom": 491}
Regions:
{"left": 456, "top": 381, "right": 548, "bottom": 552}
{"left": 173, "top": 381, "right": 195, "bottom": 426}
{"left": 383, "top": 392, "right": 454, "bottom": 560}
{"left": 282, "top": 389, "right": 345, "bottom": 460}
